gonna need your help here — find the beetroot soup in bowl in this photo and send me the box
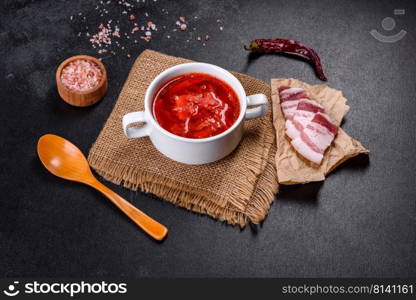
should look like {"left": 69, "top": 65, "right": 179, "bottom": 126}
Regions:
{"left": 153, "top": 72, "right": 240, "bottom": 139}
{"left": 122, "top": 63, "right": 268, "bottom": 165}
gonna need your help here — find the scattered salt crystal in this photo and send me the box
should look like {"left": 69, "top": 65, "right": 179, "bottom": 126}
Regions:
{"left": 147, "top": 21, "right": 156, "bottom": 30}
{"left": 80, "top": 2, "right": 220, "bottom": 56}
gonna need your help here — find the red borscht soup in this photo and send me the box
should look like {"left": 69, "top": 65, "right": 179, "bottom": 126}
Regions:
{"left": 153, "top": 72, "right": 240, "bottom": 139}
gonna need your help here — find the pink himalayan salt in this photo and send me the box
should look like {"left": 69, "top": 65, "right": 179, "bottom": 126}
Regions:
{"left": 60, "top": 59, "right": 103, "bottom": 92}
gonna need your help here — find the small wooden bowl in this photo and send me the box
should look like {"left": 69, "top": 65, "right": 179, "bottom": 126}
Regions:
{"left": 56, "top": 55, "right": 108, "bottom": 107}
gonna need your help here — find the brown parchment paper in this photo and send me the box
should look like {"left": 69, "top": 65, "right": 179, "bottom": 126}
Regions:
{"left": 271, "top": 78, "right": 369, "bottom": 184}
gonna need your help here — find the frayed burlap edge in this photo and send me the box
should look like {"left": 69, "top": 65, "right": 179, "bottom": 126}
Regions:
{"left": 88, "top": 140, "right": 277, "bottom": 227}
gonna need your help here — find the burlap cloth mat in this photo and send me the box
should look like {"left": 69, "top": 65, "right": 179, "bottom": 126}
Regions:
{"left": 88, "top": 50, "right": 278, "bottom": 227}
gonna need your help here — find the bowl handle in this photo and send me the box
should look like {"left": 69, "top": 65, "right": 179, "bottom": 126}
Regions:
{"left": 122, "top": 111, "right": 151, "bottom": 138}
{"left": 245, "top": 94, "right": 268, "bottom": 119}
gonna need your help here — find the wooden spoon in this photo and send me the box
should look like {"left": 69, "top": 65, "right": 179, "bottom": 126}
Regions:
{"left": 37, "top": 134, "right": 168, "bottom": 241}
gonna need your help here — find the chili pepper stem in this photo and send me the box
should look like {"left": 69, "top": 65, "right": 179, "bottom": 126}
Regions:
{"left": 243, "top": 42, "right": 258, "bottom": 51}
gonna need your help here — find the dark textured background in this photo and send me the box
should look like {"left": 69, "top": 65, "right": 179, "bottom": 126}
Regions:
{"left": 0, "top": 0, "right": 415, "bottom": 277}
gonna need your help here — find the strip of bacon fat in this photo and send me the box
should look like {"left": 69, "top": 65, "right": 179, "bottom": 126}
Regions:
{"left": 279, "top": 86, "right": 308, "bottom": 119}
{"left": 279, "top": 86, "right": 338, "bottom": 165}
{"left": 285, "top": 99, "right": 325, "bottom": 139}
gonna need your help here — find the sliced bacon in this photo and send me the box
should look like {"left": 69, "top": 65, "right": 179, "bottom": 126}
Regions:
{"left": 296, "top": 99, "right": 324, "bottom": 113}
{"left": 284, "top": 99, "right": 320, "bottom": 139}
{"left": 311, "top": 112, "right": 338, "bottom": 136}
{"left": 281, "top": 98, "right": 317, "bottom": 118}
{"left": 286, "top": 118, "right": 305, "bottom": 140}
{"left": 304, "top": 123, "right": 334, "bottom": 151}
{"left": 280, "top": 87, "right": 304, "bottom": 95}
{"left": 281, "top": 101, "right": 300, "bottom": 120}
{"left": 299, "top": 130, "right": 323, "bottom": 154}
{"left": 278, "top": 86, "right": 339, "bottom": 165}
{"left": 290, "top": 122, "right": 334, "bottom": 164}
{"left": 291, "top": 137, "right": 323, "bottom": 164}
{"left": 280, "top": 88, "right": 308, "bottom": 102}
{"left": 281, "top": 100, "right": 300, "bottom": 114}
{"left": 279, "top": 86, "right": 308, "bottom": 102}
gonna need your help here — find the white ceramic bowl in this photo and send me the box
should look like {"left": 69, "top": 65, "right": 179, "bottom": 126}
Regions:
{"left": 122, "top": 62, "right": 268, "bottom": 165}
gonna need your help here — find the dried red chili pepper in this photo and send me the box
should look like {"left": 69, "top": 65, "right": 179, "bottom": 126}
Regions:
{"left": 244, "top": 39, "right": 328, "bottom": 81}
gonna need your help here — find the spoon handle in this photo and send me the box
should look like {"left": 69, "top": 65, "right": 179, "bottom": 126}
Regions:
{"left": 89, "top": 180, "right": 168, "bottom": 240}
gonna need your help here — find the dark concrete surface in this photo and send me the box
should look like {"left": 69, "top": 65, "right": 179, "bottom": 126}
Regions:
{"left": 0, "top": 0, "right": 415, "bottom": 277}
